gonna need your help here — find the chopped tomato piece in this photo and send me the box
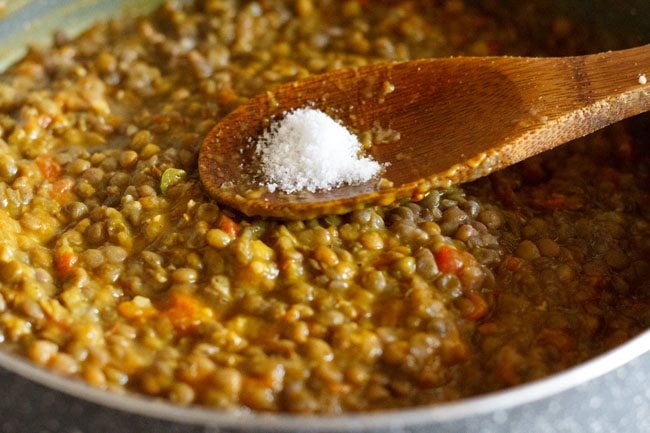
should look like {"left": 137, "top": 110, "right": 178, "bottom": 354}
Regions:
{"left": 495, "top": 357, "right": 519, "bottom": 386}
{"left": 327, "top": 382, "right": 352, "bottom": 394}
{"left": 435, "top": 246, "right": 463, "bottom": 274}
{"left": 35, "top": 154, "right": 62, "bottom": 182}
{"left": 50, "top": 178, "right": 76, "bottom": 204}
{"left": 495, "top": 346, "right": 522, "bottom": 386}
{"left": 478, "top": 322, "right": 498, "bottom": 334}
{"left": 218, "top": 215, "right": 240, "bottom": 238}
{"left": 54, "top": 249, "right": 77, "bottom": 278}
{"left": 504, "top": 255, "right": 521, "bottom": 271}
{"left": 163, "top": 291, "right": 212, "bottom": 333}
{"left": 411, "top": 192, "right": 425, "bottom": 201}
{"left": 463, "top": 293, "right": 489, "bottom": 321}
{"left": 537, "top": 328, "right": 574, "bottom": 351}
{"left": 531, "top": 192, "right": 582, "bottom": 210}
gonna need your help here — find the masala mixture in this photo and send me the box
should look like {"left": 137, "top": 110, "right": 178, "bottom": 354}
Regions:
{"left": 0, "top": 0, "right": 647, "bottom": 413}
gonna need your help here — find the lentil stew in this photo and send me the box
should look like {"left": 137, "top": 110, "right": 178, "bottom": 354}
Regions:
{"left": 0, "top": 0, "right": 647, "bottom": 414}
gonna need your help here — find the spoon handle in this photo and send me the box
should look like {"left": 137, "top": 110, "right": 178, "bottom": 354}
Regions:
{"left": 557, "top": 44, "right": 650, "bottom": 119}
{"left": 580, "top": 44, "right": 649, "bottom": 102}
{"left": 489, "top": 45, "right": 650, "bottom": 167}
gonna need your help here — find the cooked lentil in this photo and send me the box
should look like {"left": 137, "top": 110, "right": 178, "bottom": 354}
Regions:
{"left": 0, "top": 0, "right": 647, "bottom": 414}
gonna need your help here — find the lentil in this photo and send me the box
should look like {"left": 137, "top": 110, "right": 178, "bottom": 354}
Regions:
{"left": 0, "top": 0, "right": 646, "bottom": 415}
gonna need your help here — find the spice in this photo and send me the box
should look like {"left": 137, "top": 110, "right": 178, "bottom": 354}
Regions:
{"left": 255, "top": 108, "right": 381, "bottom": 193}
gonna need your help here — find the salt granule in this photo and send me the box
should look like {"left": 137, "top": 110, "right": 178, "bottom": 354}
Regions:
{"left": 639, "top": 74, "right": 647, "bottom": 85}
{"left": 255, "top": 108, "right": 381, "bottom": 193}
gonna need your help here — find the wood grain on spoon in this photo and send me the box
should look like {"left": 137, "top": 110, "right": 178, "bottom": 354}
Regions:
{"left": 199, "top": 45, "right": 650, "bottom": 219}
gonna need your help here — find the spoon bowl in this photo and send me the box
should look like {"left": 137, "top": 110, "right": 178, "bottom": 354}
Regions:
{"left": 199, "top": 45, "right": 650, "bottom": 219}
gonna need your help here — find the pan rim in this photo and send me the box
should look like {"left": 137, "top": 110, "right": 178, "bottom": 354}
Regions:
{"left": 0, "top": 329, "right": 648, "bottom": 431}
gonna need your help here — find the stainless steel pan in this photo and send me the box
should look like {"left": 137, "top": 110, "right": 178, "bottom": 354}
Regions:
{"left": 0, "top": 1, "right": 648, "bottom": 432}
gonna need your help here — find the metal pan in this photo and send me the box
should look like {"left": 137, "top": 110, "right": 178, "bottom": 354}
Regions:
{"left": 0, "top": 1, "right": 648, "bottom": 432}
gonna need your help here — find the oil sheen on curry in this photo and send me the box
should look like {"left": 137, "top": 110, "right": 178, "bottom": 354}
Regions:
{"left": 0, "top": 0, "right": 647, "bottom": 413}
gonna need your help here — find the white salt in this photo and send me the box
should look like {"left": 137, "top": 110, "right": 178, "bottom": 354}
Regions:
{"left": 255, "top": 108, "right": 381, "bottom": 193}
{"left": 639, "top": 74, "right": 647, "bottom": 85}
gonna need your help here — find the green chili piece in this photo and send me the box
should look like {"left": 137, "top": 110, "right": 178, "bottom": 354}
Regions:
{"left": 160, "top": 168, "right": 187, "bottom": 195}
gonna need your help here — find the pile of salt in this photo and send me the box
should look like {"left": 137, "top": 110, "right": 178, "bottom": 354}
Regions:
{"left": 255, "top": 108, "right": 381, "bottom": 193}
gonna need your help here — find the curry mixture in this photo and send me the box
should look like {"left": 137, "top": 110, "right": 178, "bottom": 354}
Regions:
{"left": 0, "top": 0, "right": 647, "bottom": 413}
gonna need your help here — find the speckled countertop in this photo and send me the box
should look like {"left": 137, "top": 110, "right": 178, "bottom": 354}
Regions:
{"left": 0, "top": 350, "right": 648, "bottom": 433}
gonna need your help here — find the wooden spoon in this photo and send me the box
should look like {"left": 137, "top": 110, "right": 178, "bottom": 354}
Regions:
{"left": 199, "top": 45, "right": 650, "bottom": 220}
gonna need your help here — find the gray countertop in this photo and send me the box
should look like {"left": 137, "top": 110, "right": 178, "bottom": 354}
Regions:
{"left": 0, "top": 351, "right": 649, "bottom": 433}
